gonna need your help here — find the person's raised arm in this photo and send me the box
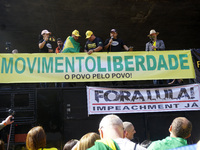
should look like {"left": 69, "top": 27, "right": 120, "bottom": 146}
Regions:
{"left": 3, "top": 115, "right": 14, "bottom": 125}
{"left": 123, "top": 45, "right": 129, "bottom": 51}
{"left": 104, "top": 38, "right": 113, "bottom": 50}
{"left": 39, "top": 35, "right": 48, "bottom": 49}
{"left": 0, "top": 115, "right": 14, "bottom": 130}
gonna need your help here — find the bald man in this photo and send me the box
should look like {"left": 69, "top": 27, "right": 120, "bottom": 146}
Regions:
{"left": 148, "top": 117, "right": 192, "bottom": 150}
{"left": 88, "top": 115, "right": 146, "bottom": 150}
{"left": 123, "top": 121, "right": 136, "bottom": 141}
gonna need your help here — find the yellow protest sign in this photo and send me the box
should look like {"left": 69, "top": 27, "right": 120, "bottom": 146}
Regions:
{"left": 0, "top": 50, "right": 195, "bottom": 83}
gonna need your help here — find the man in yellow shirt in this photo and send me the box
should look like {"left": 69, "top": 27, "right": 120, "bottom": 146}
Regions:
{"left": 145, "top": 29, "right": 165, "bottom": 51}
{"left": 145, "top": 29, "right": 165, "bottom": 84}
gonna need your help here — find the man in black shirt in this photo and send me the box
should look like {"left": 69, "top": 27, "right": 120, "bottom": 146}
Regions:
{"left": 39, "top": 29, "right": 53, "bottom": 53}
{"left": 104, "top": 29, "right": 130, "bottom": 52}
{"left": 84, "top": 30, "right": 103, "bottom": 55}
{"left": 38, "top": 29, "right": 53, "bottom": 88}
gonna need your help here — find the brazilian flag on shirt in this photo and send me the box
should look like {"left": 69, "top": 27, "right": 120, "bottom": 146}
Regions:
{"left": 88, "top": 139, "right": 120, "bottom": 150}
{"left": 62, "top": 36, "right": 80, "bottom": 53}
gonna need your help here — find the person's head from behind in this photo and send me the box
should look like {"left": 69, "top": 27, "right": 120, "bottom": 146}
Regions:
{"left": 26, "top": 126, "right": 46, "bottom": 150}
{"left": 0, "top": 140, "right": 5, "bottom": 150}
{"left": 123, "top": 121, "right": 136, "bottom": 140}
{"left": 169, "top": 117, "right": 192, "bottom": 139}
{"left": 12, "top": 49, "right": 18, "bottom": 54}
{"left": 98, "top": 114, "right": 124, "bottom": 140}
{"left": 77, "top": 132, "right": 100, "bottom": 150}
{"left": 63, "top": 139, "right": 78, "bottom": 150}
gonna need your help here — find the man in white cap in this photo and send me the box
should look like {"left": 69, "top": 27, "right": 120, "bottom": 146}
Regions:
{"left": 88, "top": 114, "right": 146, "bottom": 150}
{"left": 39, "top": 29, "right": 53, "bottom": 53}
{"left": 62, "top": 29, "right": 81, "bottom": 53}
{"left": 145, "top": 29, "right": 165, "bottom": 51}
{"left": 84, "top": 30, "right": 103, "bottom": 55}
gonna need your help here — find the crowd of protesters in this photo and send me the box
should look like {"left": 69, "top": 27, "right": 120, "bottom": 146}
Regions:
{"left": 0, "top": 114, "right": 199, "bottom": 150}
{"left": 0, "top": 29, "right": 196, "bottom": 150}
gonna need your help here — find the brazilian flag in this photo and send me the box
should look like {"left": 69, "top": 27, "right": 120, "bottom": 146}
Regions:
{"left": 62, "top": 36, "right": 80, "bottom": 53}
{"left": 88, "top": 139, "right": 120, "bottom": 150}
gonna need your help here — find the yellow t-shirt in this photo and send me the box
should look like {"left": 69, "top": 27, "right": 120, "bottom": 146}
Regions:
{"left": 38, "top": 148, "right": 58, "bottom": 150}
{"left": 153, "top": 41, "right": 156, "bottom": 51}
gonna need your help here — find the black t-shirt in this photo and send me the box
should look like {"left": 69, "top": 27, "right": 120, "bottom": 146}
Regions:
{"left": 104, "top": 38, "right": 125, "bottom": 52}
{"left": 39, "top": 39, "right": 53, "bottom": 53}
{"left": 84, "top": 37, "right": 103, "bottom": 51}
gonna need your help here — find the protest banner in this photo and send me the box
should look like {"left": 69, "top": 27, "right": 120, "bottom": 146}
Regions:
{"left": 87, "top": 84, "right": 200, "bottom": 115}
{"left": 0, "top": 50, "right": 195, "bottom": 83}
{"left": 191, "top": 49, "right": 200, "bottom": 83}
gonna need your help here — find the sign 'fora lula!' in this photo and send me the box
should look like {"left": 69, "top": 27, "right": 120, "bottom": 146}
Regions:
{"left": 0, "top": 50, "right": 195, "bottom": 83}
{"left": 87, "top": 84, "right": 200, "bottom": 115}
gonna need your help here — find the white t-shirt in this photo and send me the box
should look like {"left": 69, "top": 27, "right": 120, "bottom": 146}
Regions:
{"left": 114, "top": 138, "right": 146, "bottom": 150}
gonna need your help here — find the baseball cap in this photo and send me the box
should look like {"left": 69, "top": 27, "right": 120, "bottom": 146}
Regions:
{"left": 110, "top": 29, "right": 117, "bottom": 33}
{"left": 41, "top": 29, "right": 51, "bottom": 35}
{"left": 72, "top": 30, "right": 81, "bottom": 37}
{"left": 85, "top": 30, "right": 93, "bottom": 39}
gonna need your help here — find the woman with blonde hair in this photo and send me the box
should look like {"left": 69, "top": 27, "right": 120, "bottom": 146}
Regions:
{"left": 26, "top": 126, "right": 57, "bottom": 150}
{"left": 77, "top": 132, "right": 100, "bottom": 150}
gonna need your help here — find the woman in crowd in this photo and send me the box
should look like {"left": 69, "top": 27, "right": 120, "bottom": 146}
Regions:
{"left": 77, "top": 132, "right": 100, "bottom": 150}
{"left": 26, "top": 126, "right": 58, "bottom": 150}
{"left": 63, "top": 139, "right": 78, "bottom": 150}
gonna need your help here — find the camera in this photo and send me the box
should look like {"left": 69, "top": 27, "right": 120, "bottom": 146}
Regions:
{"left": 8, "top": 109, "right": 15, "bottom": 116}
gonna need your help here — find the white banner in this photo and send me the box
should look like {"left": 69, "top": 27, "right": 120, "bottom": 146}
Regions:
{"left": 87, "top": 84, "right": 200, "bottom": 115}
